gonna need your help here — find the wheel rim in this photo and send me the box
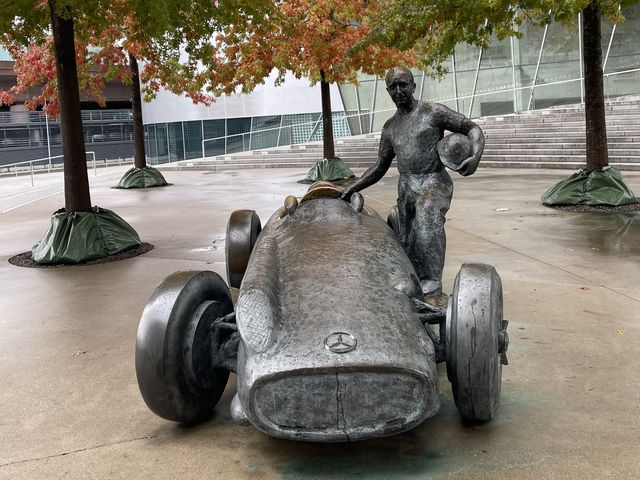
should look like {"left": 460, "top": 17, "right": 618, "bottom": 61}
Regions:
{"left": 446, "top": 263, "right": 505, "bottom": 421}
{"left": 226, "top": 210, "right": 262, "bottom": 289}
{"left": 135, "top": 270, "right": 233, "bottom": 423}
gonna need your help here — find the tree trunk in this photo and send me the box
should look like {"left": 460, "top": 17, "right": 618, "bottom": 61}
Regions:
{"left": 129, "top": 53, "right": 147, "bottom": 169}
{"left": 319, "top": 70, "right": 336, "bottom": 160}
{"left": 50, "top": 0, "right": 92, "bottom": 212}
{"left": 582, "top": 0, "right": 609, "bottom": 172}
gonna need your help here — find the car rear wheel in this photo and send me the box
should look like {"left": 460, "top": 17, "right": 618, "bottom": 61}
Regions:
{"left": 446, "top": 263, "right": 509, "bottom": 422}
{"left": 226, "top": 210, "right": 262, "bottom": 289}
{"left": 135, "top": 271, "right": 233, "bottom": 423}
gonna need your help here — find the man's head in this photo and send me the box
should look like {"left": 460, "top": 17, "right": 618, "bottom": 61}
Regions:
{"left": 385, "top": 67, "right": 416, "bottom": 109}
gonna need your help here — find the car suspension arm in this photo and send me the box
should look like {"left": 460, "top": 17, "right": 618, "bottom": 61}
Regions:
{"left": 413, "top": 298, "right": 447, "bottom": 363}
{"left": 211, "top": 311, "right": 240, "bottom": 373}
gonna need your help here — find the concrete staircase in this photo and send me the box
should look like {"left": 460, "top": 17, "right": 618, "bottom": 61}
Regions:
{"left": 477, "top": 96, "right": 640, "bottom": 170}
{"left": 162, "top": 96, "right": 640, "bottom": 172}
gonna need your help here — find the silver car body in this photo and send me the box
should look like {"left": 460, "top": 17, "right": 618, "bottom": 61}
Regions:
{"left": 233, "top": 196, "right": 440, "bottom": 442}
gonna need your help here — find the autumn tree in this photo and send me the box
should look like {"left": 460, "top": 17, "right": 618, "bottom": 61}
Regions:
{"left": 0, "top": 0, "right": 272, "bottom": 262}
{"left": 368, "top": 0, "right": 639, "bottom": 205}
{"left": 2, "top": 1, "right": 270, "bottom": 190}
{"left": 201, "top": 0, "right": 415, "bottom": 179}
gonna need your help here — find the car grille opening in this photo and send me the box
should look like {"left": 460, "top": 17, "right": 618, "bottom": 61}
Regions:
{"left": 252, "top": 370, "right": 429, "bottom": 435}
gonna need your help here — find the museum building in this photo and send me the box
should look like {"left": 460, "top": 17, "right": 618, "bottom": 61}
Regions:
{"left": 1, "top": 5, "right": 639, "bottom": 166}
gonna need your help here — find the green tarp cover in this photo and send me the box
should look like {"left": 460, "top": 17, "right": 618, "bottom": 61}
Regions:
{"left": 306, "top": 158, "right": 355, "bottom": 182}
{"left": 117, "top": 166, "right": 168, "bottom": 188}
{"left": 541, "top": 167, "right": 639, "bottom": 206}
{"left": 32, "top": 207, "right": 141, "bottom": 265}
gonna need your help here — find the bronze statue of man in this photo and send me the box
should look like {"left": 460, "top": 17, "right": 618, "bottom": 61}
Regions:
{"left": 342, "top": 67, "right": 485, "bottom": 299}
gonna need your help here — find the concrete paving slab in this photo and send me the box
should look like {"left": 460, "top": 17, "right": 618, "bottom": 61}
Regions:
{"left": 0, "top": 168, "right": 639, "bottom": 479}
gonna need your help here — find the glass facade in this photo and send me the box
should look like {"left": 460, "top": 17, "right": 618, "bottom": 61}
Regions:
{"left": 144, "top": 111, "right": 351, "bottom": 164}
{"left": 339, "top": 6, "right": 640, "bottom": 131}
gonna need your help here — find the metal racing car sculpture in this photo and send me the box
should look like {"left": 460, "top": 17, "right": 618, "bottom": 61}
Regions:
{"left": 135, "top": 182, "right": 509, "bottom": 442}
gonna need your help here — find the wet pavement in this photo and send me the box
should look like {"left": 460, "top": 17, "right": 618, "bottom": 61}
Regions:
{"left": 0, "top": 167, "right": 639, "bottom": 479}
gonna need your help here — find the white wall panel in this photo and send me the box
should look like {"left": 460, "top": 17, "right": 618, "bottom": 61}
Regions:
{"left": 142, "top": 71, "right": 344, "bottom": 125}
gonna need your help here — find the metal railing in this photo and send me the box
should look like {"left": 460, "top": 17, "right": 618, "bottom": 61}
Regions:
{"left": 0, "top": 152, "right": 135, "bottom": 186}
{"left": 0, "top": 109, "right": 133, "bottom": 125}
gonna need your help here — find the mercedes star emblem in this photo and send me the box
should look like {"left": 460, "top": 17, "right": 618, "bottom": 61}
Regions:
{"left": 325, "top": 332, "right": 357, "bottom": 354}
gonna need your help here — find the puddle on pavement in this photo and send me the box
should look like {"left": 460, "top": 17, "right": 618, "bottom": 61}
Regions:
{"left": 559, "top": 212, "right": 640, "bottom": 256}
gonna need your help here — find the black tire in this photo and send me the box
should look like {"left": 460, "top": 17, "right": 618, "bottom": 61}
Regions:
{"left": 387, "top": 205, "right": 400, "bottom": 238}
{"left": 135, "top": 271, "right": 233, "bottom": 423}
{"left": 226, "top": 210, "right": 262, "bottom": 289}
{"left": 446, "top": 263, "right": 505, "bottom": 422}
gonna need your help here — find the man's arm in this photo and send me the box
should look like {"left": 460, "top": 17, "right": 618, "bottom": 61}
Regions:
{"left": 457, "top": 121, "right": 484, "bottom": 176}
{"left": 341, "top": 130, "right": 395, "bottom": 200}
{"left": 434, "top": 104, "right": 485, "bottom": 177}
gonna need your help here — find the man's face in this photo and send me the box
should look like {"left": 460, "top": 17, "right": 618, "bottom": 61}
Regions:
{"left": 386, "top": 71, "right": 416, "bottom": 108}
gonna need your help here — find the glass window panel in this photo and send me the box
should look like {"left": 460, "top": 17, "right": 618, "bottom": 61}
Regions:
{"left": 203, "top": 119, "right": 224, "bottom": 157}
{"left": 454, "top": 45, "right": 481, "bottom": 103}
{"left": 531, "top": 18, "right": 581, "bottom": 109}
{"left": 338, "top": 84, "right": 359, "bottom": 112}
{"left": 227, "top": 117, "right": 250, "bottom": 135}
{"left": 226, "top": 117, "right": 251, "bottom": 154}
{"left": 472, "top": 37, "right": 514, "bottom": 117}
{"left": 421, "top": 58, "right": 456, "bottom": 105}
{"left": 512, "top": 21, "right": 545, "bottom": 111}
{"left": 84, "top": 125, "right": 105, "bottom": 143}
{"left": 49, "top": 125, "right": 61, "bottom": 146}
{"left": 603, "top": 5, "right": 640, "bottom": 99}
{"left": 147, "top": 124, "right": 158, "bottom": 161}
{"left": 250, "top": 115, "right": 280, "bottom": 150}
{"left": 4, "top": 127, "right": 29, "bottom": 147}
{"left": 345, "top": 110, "right": 364, "bottom": 136}
{"left": 29, "top": 127, "right": 43, "bottom": 147}
{"left": 281, "top": 113, "right": 319, "bottom": 145}
{"left": 143, "top": 125, "right": 150, "bottom": 160}
{"left": 123, "top": 122, "right": 133, "bottom": 142}
{"left": 332, "top": 112, "right": 351, "bottom": 138}
{"left": 184, "top": 120, "right": 203, "bottom": 159}
{"left": 168, "top": 122, "right": 185, "bottom": 161}
{"left": 357, "top": 80, "right": 376, "bottom": 113}
{"left": 604, "top": 5, "right": 640, "bottom": 74}
{"left": 604, "top": 70, "right": 640, "bottom": 98}
{"left": 103, "top": 124, "right": 124, "bottom": 142}
{"left": 355, "top": 80, "right": 376, "bottom": 134}
{"left": 226, "top": 132, "right": 250, "bottom": 153}
{"left": 156, "top": 123, "right": 169, "bottom": 163}
{"left": 308, "top": 112, "right": 351, "bottom": 142}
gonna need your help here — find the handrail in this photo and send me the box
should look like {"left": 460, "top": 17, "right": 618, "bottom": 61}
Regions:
{"left": 0, "top": 151, "right": 98, "bottom": 186}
